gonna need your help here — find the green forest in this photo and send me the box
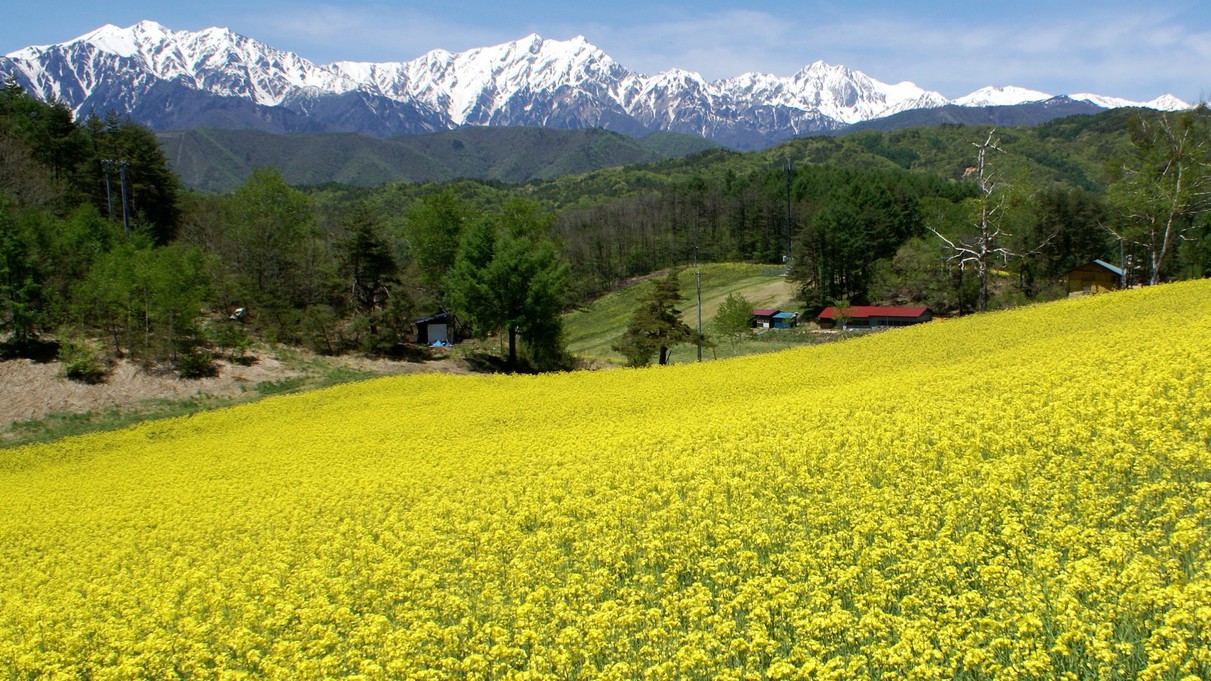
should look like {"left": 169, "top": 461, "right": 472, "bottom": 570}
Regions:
{"left": 2, "top": 76, "right": 1209, "bottom": 377}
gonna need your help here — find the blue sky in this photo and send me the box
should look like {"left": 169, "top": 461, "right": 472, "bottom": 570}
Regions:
{"left": 4, "top": 1, "right": 1209, "bottom": 102}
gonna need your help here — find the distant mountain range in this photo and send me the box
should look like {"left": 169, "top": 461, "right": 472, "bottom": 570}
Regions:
{"left": 0, "top": 21, "right": 1192, "bottom": 149}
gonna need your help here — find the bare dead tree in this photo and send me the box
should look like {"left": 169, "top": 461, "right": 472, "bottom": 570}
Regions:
{"left": 927, "top": 130, "right": 1013, "bottom": 312}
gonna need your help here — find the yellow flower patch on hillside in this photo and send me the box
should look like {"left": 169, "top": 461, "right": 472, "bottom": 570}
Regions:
{"left": 2, "top": 282, "right": 1209, "bottom": 679}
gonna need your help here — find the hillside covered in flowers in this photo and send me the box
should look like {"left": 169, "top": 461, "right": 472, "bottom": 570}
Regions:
{"left": 1, "top": 281, "right": 1209, "bottom": 679}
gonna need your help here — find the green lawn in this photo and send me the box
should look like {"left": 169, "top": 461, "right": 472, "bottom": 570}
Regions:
{"left": 564, "top": 263, "right": 833, "bottom": 365}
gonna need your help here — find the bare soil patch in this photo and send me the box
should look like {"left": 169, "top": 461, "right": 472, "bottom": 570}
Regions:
{"left": 0, "top": 349, "right": 467, "bottom": 432}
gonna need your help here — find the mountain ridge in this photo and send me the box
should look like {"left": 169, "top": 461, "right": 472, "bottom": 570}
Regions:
{"left": 1, "top": 20, "right": 1192, "bottom": 149}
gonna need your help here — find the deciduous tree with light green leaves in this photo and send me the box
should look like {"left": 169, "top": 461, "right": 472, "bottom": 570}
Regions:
{"left": 222, "top": 167, "right": 328, "bottom": 338}
{"left": 711, "top": 292, "right": 753, "bottom": 351}
{"left": 403, "top": 189, "right": 471, "bottom": 301}
{"left": 1108, "top": 107, "right": 1211, "bottom": 286}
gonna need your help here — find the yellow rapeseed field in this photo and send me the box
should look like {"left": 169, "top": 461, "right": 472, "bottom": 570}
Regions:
{"left": 1, "top": 281, "right": 1209, "bottom": 680}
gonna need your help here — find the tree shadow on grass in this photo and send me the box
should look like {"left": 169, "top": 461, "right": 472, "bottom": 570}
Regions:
{"left": 461, "top": 351, "right": 534, "bottom": 374}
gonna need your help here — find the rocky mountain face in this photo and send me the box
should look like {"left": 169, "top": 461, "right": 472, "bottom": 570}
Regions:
{"left": 0, "top": 21, "right": 1191, "bottom": 149}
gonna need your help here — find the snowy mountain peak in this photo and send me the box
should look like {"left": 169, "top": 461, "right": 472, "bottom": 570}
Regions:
{"left": 751, "top": 60, "right": 948, "bottom": 124}
{"left": 77, "top": 20, "right": 172, "bottom": 57}
{"left": 798, "top": 60, "right": 836, "bottom": 75}
{"left": 952, "top": 86, "right": 1053, "bottom": 107}
{"left": 1070, "top": 93, "right": 1138, "bottom": 109}
{"left": 652, "top": 67, "right": 707, "bottom": 84}
{"left": 1065, "top": 92, "right": 1191, "bottom": 112}
{"left": 0, "top": 21, "right": 1195, "bottom": 149}
{"left": 1146, "top": 94, "right": 1193, "bottom": 111}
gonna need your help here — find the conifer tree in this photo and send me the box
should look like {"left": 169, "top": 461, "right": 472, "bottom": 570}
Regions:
{"left": 614, "top": 271, "right": 695, "bottom": 366}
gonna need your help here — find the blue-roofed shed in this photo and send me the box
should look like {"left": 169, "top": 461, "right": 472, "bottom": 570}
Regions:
{"left": 772, "top": 312, "right": 799, "bottom": 329}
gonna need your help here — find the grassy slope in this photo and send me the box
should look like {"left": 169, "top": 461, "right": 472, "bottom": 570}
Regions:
{"left": 563, "top": 263, "right": 802, "bottom": 364}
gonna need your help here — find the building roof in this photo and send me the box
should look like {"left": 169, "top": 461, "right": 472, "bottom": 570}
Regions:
{"left": 752, "top": 308, "right": 779, "bottom": 317}
{"left": 818, "top": 306, "right": 929, "bottom": 320}
{"left": 1090, "top": 259, "right": 1125, "bottom": 276}
{"left": 772, "top": 312, "right": 798, "bottom": 319}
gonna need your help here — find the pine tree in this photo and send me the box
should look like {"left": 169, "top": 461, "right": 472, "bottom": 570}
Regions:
{"left": 614, "top": 271, "right": 695, "bottom": 366}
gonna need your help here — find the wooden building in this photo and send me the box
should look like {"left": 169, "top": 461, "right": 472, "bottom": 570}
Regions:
{"left": 817, "top": 306, "right": 932, "bottom": 330}
{"left": 415, "top": 311, "right": 453, "bottom": 346}
{"left": 752, "top": 309, "right": 779, "bottom": 329}
{"left": 1067, "top": 260, "right": 1124, "bottom": 297}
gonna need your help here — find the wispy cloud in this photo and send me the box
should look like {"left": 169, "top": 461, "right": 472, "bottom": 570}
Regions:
{"left": 653, "top": 8, "right": 1206, "bottom": 100}
{"left": 233, "top": 3, "right": 511, "bottom": 62}
{"left": 597, "top": 9, "right": 799, "bottom": 77}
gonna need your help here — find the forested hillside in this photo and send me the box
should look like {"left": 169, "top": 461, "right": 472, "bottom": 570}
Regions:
{"left": 159, "top": 127, "right": 721, "bottom": 192}
{"left": 3, "top": 73, "right": 1209, "bottom": 381}
{"left": 528, "top": 107, "right": 1208, "bottom": 306}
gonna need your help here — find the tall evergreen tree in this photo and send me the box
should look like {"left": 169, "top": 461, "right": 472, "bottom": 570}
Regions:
{"left": 614, "top": 271, "right": 695, "bottom": 366}
{"left": 343, "top": 203, "right": 398, "bottom": 317}
{"left": 0, "top": 201, "right": 46, "bottom": 347}
{"left": 342, "top": 202, "right": 411, "bottom": 353}
{"left": 445, "top": 199, "right": 569, "bottom": 369}
{"left": 404, "top": 189, "right": 471, "bottom": 301}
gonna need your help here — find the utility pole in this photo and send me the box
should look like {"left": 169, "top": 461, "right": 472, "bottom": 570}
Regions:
{"left": 696, "top": 269, "right": 702, "bottom": 362}
{"left": 1119, "top": 238, "right": 1126, "bottom": 288}
{"left": 1102, "top": 223, "right": 1128, "bottom": 289}
{"left": 118, "top": 160, "right": 130, "bottom": 237}
{"left": 101, "top": 159, "right": 114, "bottom": 219}
{"left": 784, "top": 159, "right": 793, "bottom": 273}
{"left": 694, "top": 231, "right": 702, "bottom": 362}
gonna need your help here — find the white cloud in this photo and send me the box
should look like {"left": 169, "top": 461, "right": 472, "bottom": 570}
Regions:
{"left": 641, "top": 8, "right": 1209, "bottom": 101}
{"left": 587, "top": 9, "right": 799, "bottom": 78}
{"left": 233, "top": 3, "right": 510, "bottom": 62}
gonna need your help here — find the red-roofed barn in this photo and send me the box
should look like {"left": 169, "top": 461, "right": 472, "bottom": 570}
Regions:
{"left": 752, "top": 309, "right": 779, "bottom": 328}
{"left": 817, "top": 306, "right": 932, "bottom": 330}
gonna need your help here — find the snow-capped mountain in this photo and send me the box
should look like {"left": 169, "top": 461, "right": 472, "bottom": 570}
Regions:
{"left": 7, "top": 21, "right": 351, "bottom": 108}
{"left": 953, "top": 86, "right": 1054, "bottom": 108}
{"left": 953, "top": 86, "right": 1190, "bottom": 112}
{"left": 0, "top": 21, "right": 1192, "bottom": 148}
{"left": 1068, "top": 92, "right": 1189, "bottom": 111}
